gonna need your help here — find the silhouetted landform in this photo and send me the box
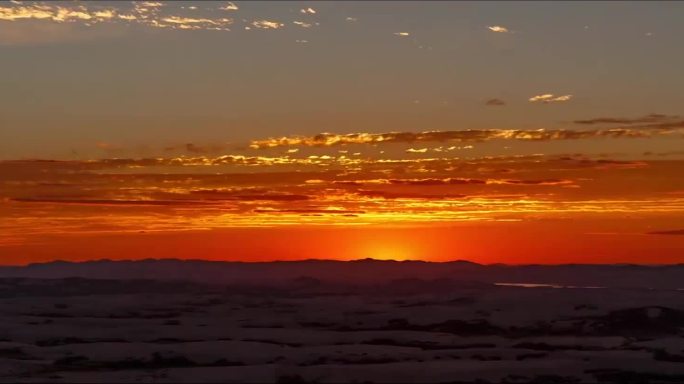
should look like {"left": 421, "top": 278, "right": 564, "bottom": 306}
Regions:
{"left": 0, "top": 258, "right": 683, "bottom": 289}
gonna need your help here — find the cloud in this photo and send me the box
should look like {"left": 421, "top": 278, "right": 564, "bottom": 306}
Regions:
{"left": 345, "top": 17, "right": 357, "bottom": 22}
{"left": 253, "top": 208, "right": 364, "bottom": 215}
{"left": 0, "top": 2, "right": 235, "bottom": 37}
{"left": 248, "top": 123, "right": 684, "bottom": 149}
{"left": 406, "top": 148, "right": 428, "bottom": 153}
{"left": 487, "top": 25, "right": 509, "bottom": 33}
{"left": 300, "top": 8, "right": 316, "bottom": 14}
{"left": 251, "top": 20, "right": 284, "bottom": 29}
{"left": 163, "top": 143, "right": 229, "bottom": 154}
{"left": 322, "top": 178, "right": 573, "bottom": 187}
{"left": 159, "top": 16, "right": 232, "bottom": 31}
{"left": 0, "top": 4, "right": 112, "bottom": 22}
{"left": 356, "top": 190, "right": 468, "bottom": 200}
{"left": 293, "top": 21, "right": 314, "bottom": 28}
{"left": 394, "top": 32, "right": 410, "bottom": 36}
{"left": 646, "top": 229, "right": 684, "bottom": 236}
{"left": 3, "top": 153, "right": 684, "bottom": 238}
{"left": 487, "top": 179, "right": 575, "bottom": 186}
{"left": 219, "top": 2, "right": 239, "bottom": 11}
{"left": 591, "top": 159, "right": 648, "bottom": 170}
{"left": 485, "top": 98, "right": 506, "bottom": 106}
{"left": 188, "top": 189, "right": 310, "bottom": 202}
{"left": 11, "top": 198, "right": 213, "bottom": 206}
{"left": 529, "top": 94, "right": 573, "bottom": 103}
{"left": 573, "top": 114, "right": 678, "bottom": 125}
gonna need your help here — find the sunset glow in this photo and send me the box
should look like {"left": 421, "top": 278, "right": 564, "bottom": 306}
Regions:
{"left": 1, "top": 1, "right": 683, "bottom": 265}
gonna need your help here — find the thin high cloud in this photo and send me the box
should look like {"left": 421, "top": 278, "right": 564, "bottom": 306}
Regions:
{"left": 317, "top": 178, "right": 574, "bottom": 187}
{"left": 251, "top": 20, "right": 284, "bottom": 29}
{"left": 219, "top": 2, "right": 239, "bottom": 11}
{"left": 487, "top": 25, "right": 509, "bottom": 33}
{"left": 293, "top": 20, "right": 319, "bottom": 28}
{"left": 0, "top": 1, "right": 304, "bottom": 41}
{"left": 0, "top": 2, "right": 233, "bottom": 31}
{"left": 529, "top": 94, "right": 573, "bottom": 103}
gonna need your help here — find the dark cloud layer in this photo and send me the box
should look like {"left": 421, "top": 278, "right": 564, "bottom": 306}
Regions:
{"left": 485, "top": 98, "right": 506, "bottom": 106}
{"left": 647, "top": 229, "right": 684, "bottom": 236}
{"left": 573, "top": 114, "right": 678, "bottom": 125}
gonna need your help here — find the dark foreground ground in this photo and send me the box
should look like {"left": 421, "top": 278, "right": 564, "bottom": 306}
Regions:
{"left": 0, "top": 274, "right": 683, "bottom": 383}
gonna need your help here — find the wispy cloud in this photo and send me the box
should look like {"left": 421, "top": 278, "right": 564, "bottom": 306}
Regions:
{"left": 0, "top": 1, "right": 234, "bottom": 34}
{"left": 0, "top": 3, "right": 116, "bottom": 22}
{"left": 485, "top": 98, "right": 506, "bottom": 106}
{"left": 159, "top": 16, "right": 232, "bottom": 31}
{"left": 394, "top": 32, "right": 410, "bottom": 36}
{"left": 219, "top": 2, "right": 239, "bottom": 11}
{"left": 248, "top": 123, "right": 684, "bottom": 149}
{"left": 300, "top": 7, "right": 316, "bottom": 15}
{"left": 487, "top": 25, "right": 509, "bottom": 33}
{"left": 251, "top": 20, "right": 284, "bottom": 29}
{"left": 406, "top": 148, "right": 428, "bottom": 153}
{"left": 293, "top": 20, "right": 314, "bottom": 28}
{"left": 529, "top": 94, "right": 573, "bottom": 103}
{"left": 322, "top": 177, "right": 574, "bottom": 187}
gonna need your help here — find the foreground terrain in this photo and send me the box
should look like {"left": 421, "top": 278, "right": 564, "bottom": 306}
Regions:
{"left": 0, "top": 267, "right": 683, "bottom": 383}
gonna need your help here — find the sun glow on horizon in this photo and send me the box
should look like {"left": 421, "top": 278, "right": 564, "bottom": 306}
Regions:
{"left": 360, "top": 241, "right": 418, "bottom": 261}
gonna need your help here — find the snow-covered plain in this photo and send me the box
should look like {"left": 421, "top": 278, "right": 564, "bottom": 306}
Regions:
{"left": 0, "top": 269, "right": 682, "bottom": 383}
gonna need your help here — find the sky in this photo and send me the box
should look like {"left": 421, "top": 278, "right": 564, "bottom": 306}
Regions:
{"left": 1, "top": 1, "right": 683, "bottom": 265}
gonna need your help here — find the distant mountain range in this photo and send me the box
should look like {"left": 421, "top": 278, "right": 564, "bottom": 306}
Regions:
{"left": 0, "top": 259, "right": 682, "bottom": 289}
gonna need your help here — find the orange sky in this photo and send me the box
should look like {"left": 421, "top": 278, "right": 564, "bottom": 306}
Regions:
{"left": 1, "top": 2, "right": 684, "bottom": 265}
{"left": 1, "top": 147, "right": 683, "bottom": 265}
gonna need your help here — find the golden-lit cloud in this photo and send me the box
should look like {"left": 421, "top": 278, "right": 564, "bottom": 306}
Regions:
{"left": 0, "top": 3, "right": 112, "bottom": 22}
{"left": 487, "top": 25, "right": 509, "bottom": 33}
{"left": 219, "top": 2, "right": 239, "bottom": 11}
{"left": 319, "top": 177, "right": 574, "bottom": 187}
{"left": 394, "top": 32, "right": 410, "bottom": 36}
{"left": 300, "top": 8, "right": 317, "bottom": 15}
{"left": 248, "top": 123, "right": 684, "bottom": 149}
{"left": 160, "top": 16, "right": 232, "bottom": 31}
{"left": 2, "top": 151, "right": 684, "bottom": 250}
{"left": 293, "top": 21, "right": 314, "bottom": 28}
{"left": 0, "top": 2, "right": 316, "bottom": 37}
{"left": 406, "top": 148, "right": 428, "bottom": 153}
{"left": 529, "top": 94, "right": 573, "bottom": 103}
{"left": 251, "top": 20, "right": 284, "bottom": 29}
{"left": 0, "top": 1, "right": 236, "bottom": 34}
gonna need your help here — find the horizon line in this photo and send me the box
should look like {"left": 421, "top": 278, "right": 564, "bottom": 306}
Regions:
{"left": 2, "top": 257, "right": 682, "bottom": 268}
